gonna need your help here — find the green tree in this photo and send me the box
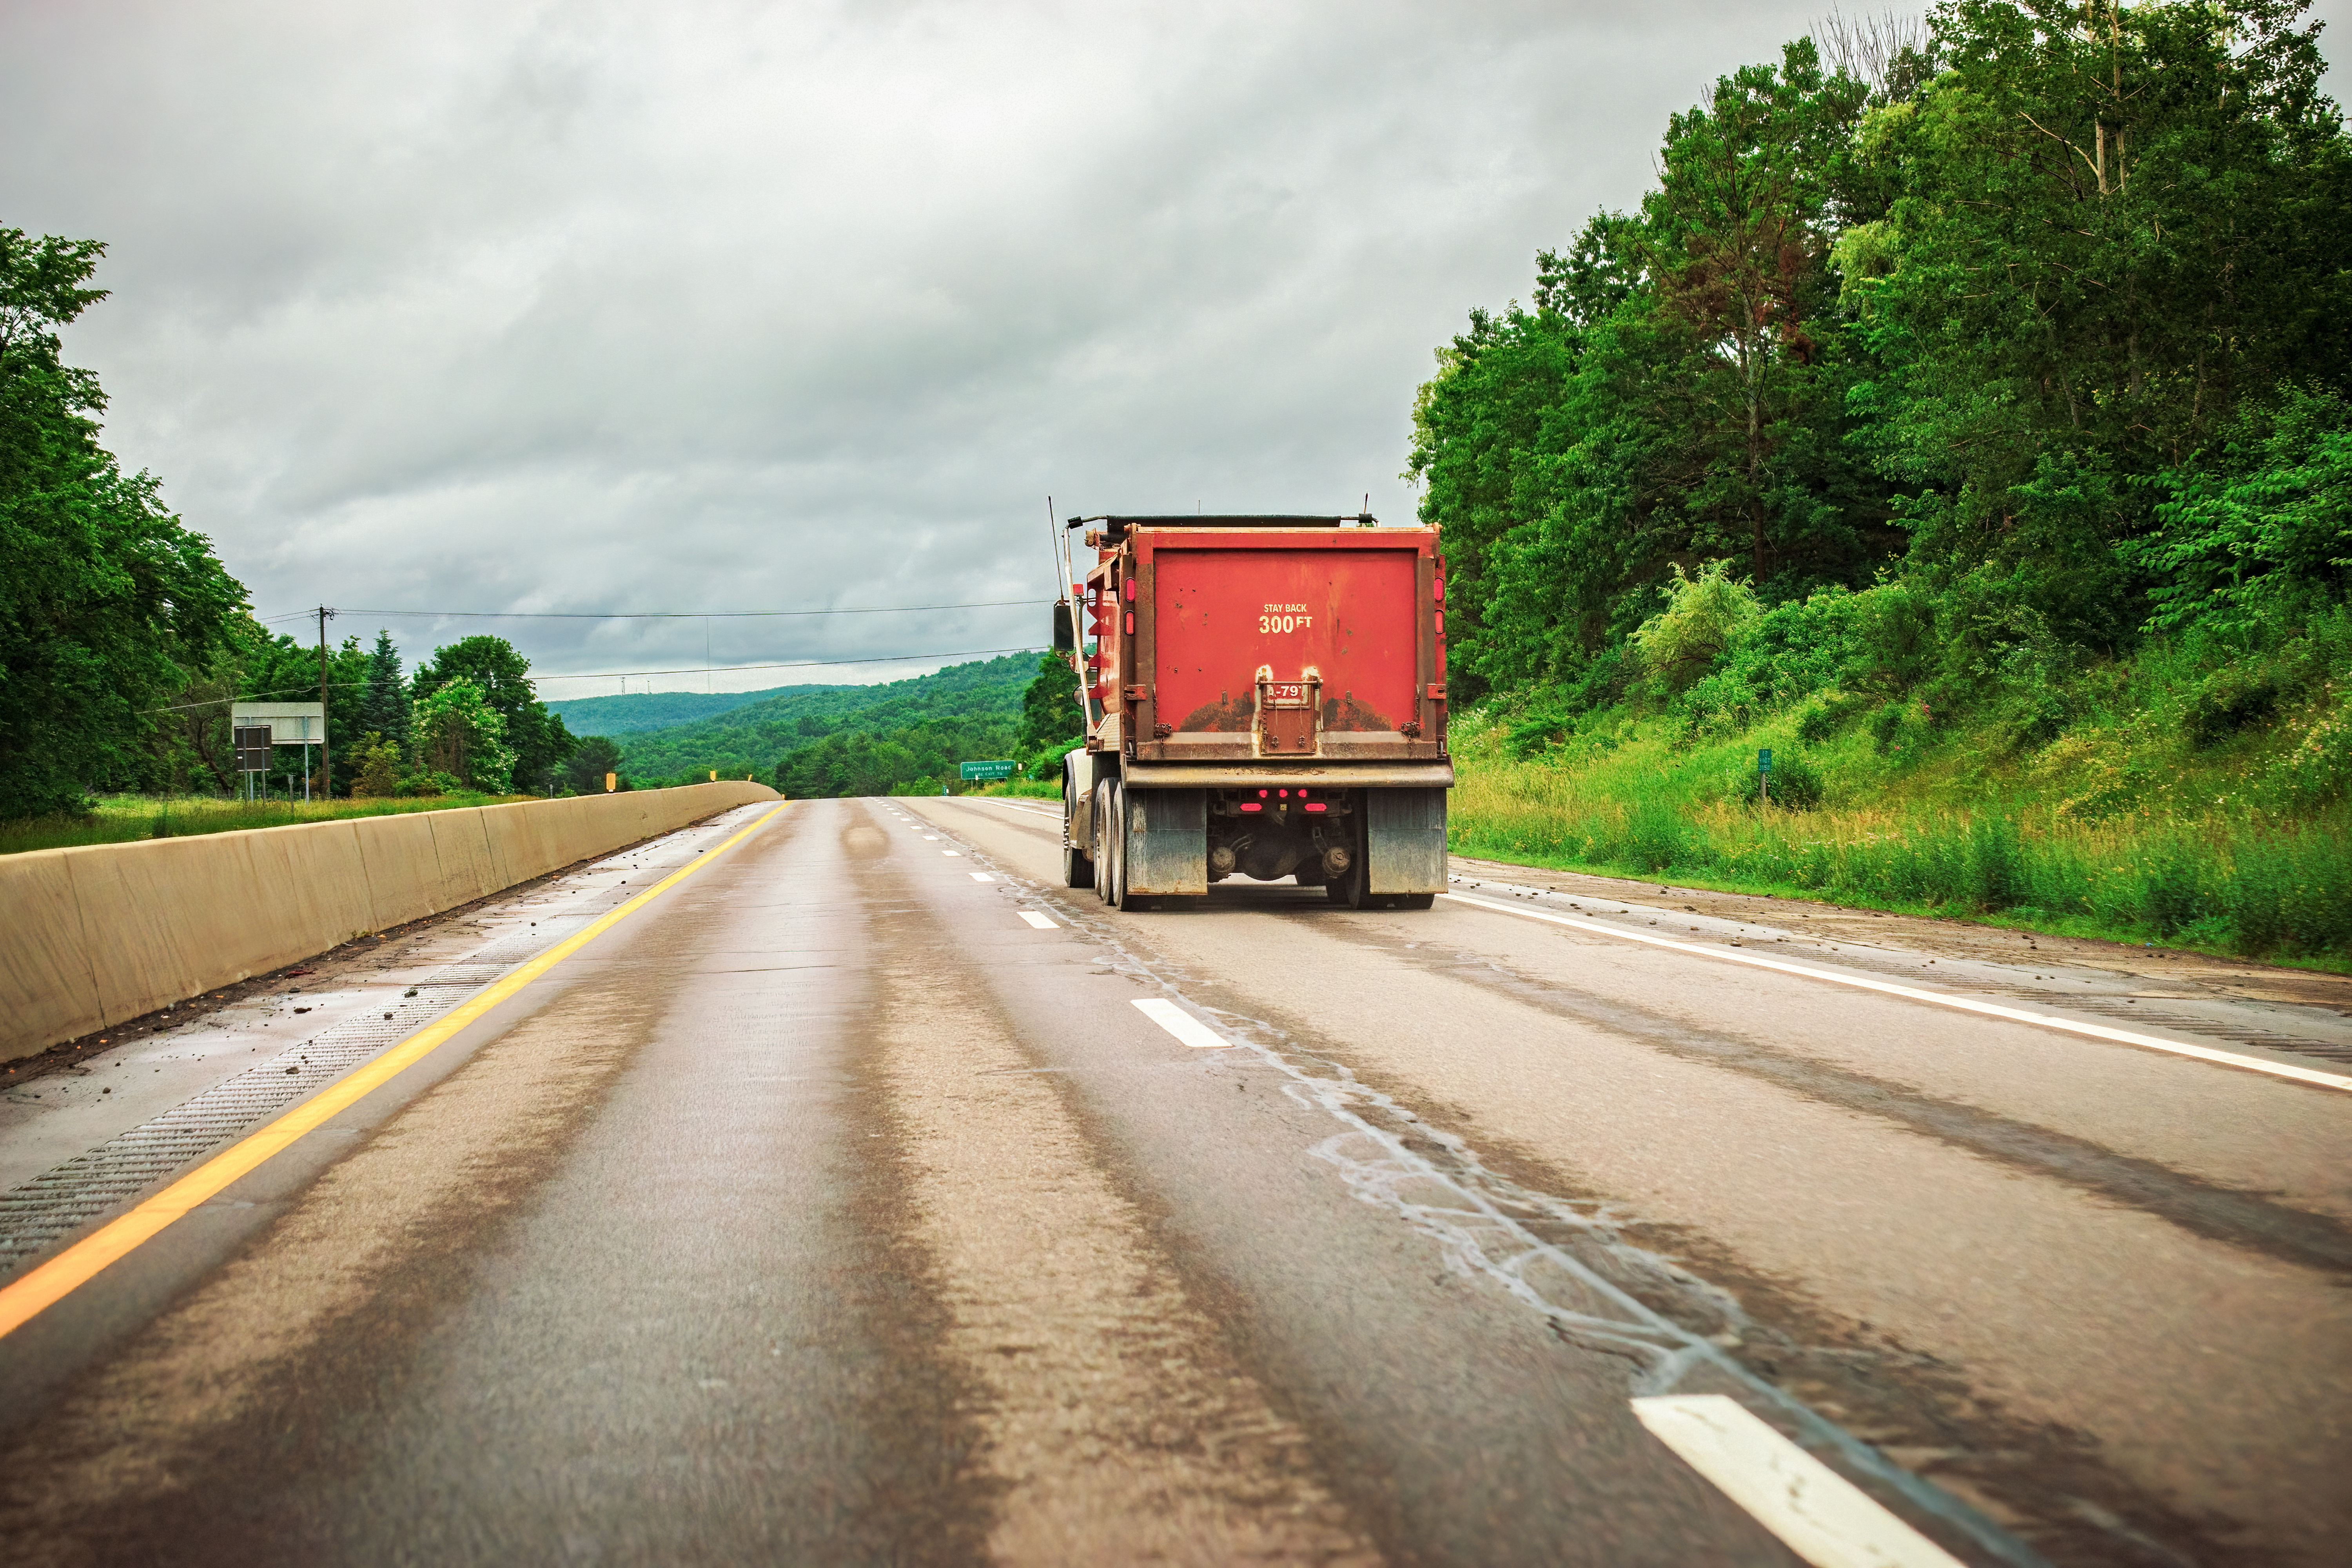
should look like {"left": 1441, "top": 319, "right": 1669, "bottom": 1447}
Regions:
{"left": 563, "top": 733, "right": 623, "bottom": 794}
{"left": 348, "top": 731, "right": 401, "bottom": 798}
{"left": 360, "top": 630, "right": 408, "bottom": 750}
{"left": 1639, "top": 41, "right": 1878, "bottom": 590}
{"left": 411, "top": 634, "right": 575, "bottom": 791}
{"left": 1843, "top": 0, "right": 2350, "bottom": 645}
{"left": 2128, "top": 385, "right": 2352, "bottom": 635}
{"left": 0, "top": 229, "right": 248, "bottom": 816}
{"left": 1016, "top": 653, "right": 1082, "bottom": 758}
{"left": 1411, "top": 47, "right": 1893, "bottom": 699}
{"left": 412, "top": 677, "right": 516, "bottom": 792}
{"left": 1410, "top": 2, "right": 2351, "bottom": 724}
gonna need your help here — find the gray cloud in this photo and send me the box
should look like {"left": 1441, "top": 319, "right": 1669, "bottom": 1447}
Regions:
{"left": 7, "top": 0, "right": 2344, "bottom": 693}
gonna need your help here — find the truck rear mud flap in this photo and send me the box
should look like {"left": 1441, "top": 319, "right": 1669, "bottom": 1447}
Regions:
{"left": 1124, "top": 788, "right": 1207, "bottom": 895}
{"left": 1366, "top": 786, "right": 1448, "bottom": 895}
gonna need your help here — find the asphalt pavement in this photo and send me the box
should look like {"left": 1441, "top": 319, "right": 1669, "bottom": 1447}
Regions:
{"left": 0, "top": 795, "right": 2344, "bottom": 1567}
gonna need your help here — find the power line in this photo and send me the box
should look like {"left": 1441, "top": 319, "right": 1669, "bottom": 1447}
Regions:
{"left": 136, "top": 646, "right": 1044, "bottom": 715}
{"left": 528, "top": 647, "right": 1041, "bottom": 682}
{"left": 257, "top": 599, "right": 1048, "bottom": 625}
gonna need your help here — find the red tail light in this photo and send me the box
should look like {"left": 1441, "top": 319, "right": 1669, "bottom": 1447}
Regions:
{"left": 1240, "top": 802, "right": 1262, "bottom": 812}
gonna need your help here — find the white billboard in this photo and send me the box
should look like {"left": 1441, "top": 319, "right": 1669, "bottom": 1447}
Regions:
{"left": 229, "top": 701, "right": 325, "bottom": 745}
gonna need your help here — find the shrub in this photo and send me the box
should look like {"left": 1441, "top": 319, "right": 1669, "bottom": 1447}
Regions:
{"left": 347, "top": 732, "right": 401, "bottom": 799}
{"left": 1724, "top": 752, "right": 1825, "bottom": 810}
{"left": 1796, "top": 696, "right": 1850, "bottom": 746}
{"left": 1631, "top": 561, "right": 1759, "bottom": 692}
{"left": 2184, "top": 667, "right": 2279, "bottom": 746}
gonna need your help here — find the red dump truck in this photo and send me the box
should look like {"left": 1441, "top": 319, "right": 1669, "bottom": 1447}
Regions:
{"left": 1058, "top": 513, "right": 1452, "bottom": 910}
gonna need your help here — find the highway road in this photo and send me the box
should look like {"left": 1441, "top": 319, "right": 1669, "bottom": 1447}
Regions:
{"left": 0, "top": 795, "right": 2345, "bottom": 1566}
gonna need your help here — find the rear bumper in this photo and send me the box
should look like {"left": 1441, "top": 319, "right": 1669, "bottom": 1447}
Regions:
{"left": 1119, "top": 761, "right": 1455, "bottom": 790}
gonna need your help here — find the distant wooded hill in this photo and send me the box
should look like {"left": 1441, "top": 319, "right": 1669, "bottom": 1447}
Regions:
{"left": 545, "top": 684, "right": 853, "bottom": 735}
{"left": 614, "top": 653, "right": 1036, "bottom": 795}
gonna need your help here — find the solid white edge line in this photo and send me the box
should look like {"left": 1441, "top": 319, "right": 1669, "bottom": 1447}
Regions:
{"left": 969, "top": 871, "right": 995, "bottom": 882}
{"left": 1018, "top": 911, "right": 1058, "bottom": 929}
{"left": 1631, "top": 1396, "right": 1964, "bottom": 1568}
{"left": 969, "top": 797, "right": 1062, "bottom": 820}
{"left": 1132, "top": 997, "right": 1231, "bottom": 1049}
{"left": 1441, "top": 892, "right": 2352, "bottom": 1092}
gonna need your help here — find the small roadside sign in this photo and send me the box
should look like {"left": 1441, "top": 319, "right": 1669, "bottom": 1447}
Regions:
{"left": 1757, "top": 748, "right": 1773, "bottom": 772}
{"left": 960, "top": 759, "right": 1016, "bottom": 781}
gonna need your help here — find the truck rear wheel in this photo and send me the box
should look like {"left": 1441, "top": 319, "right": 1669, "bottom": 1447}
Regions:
{"left": 1105, "top": 781, "right": 1154, "bottom": 911}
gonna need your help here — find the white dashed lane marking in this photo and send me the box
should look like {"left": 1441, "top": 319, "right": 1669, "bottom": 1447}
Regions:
{"left": 944, "top": 850, "right": 963, "bottom": 857}
{"left": 1631, "top": 1396, "right": 1963, "bottom": 1568}
{"left": 1018, "top": 912, "right": 1058, "bottom": 930}
{"left": 969, "top": 872, "right": 995, "bottom": 882}
{"left": 1132, "top": 998, "right": 1230, "bottom": 1050}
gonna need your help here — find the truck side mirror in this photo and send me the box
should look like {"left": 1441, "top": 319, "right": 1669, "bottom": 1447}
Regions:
{"left": 1053, "top": 601, "right": 1075, "bottom": 652}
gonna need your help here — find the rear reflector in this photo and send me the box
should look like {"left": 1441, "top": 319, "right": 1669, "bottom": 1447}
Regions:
{"left": 1240, "top": 802, "right": 1262, "bottom": 812}
{"left": 1305, "top": 802, "right": 1327, "bottom": 811}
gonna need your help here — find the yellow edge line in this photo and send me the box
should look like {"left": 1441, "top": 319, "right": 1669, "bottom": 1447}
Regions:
{"left": 0, "top": 802, "right": 786, "bottom": 1341}
{"left": 1441, "top": 891, "right": 2352, "bottom": 1093}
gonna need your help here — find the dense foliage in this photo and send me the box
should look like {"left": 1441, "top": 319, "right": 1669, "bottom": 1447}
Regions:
{"left": 1413, "top": 0, "right": 2348, "bottom": 705}
{"left": 0, "top": 230, "right": 249, "bottom": 816}
{"left": 601, "top": 654, "right": 1034, "bottom": 795}
{"left": 407, "top": 635, "right": 577, "bottom": 793}
{"left": 1412, "top": 2, "right": 2350, "bottom": 955}
{"left": 1014, "top": 653, "right": 1085, "bottom": 780}
{"left": 545, "top": 683, "right": 839, "bottom": 736}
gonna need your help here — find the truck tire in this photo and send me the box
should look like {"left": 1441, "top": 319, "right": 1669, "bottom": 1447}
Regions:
{"left": 1106, "top": 781, "right": 1155, "bottom": 911}
{"left": 1093, "top": 780, "right": 1117, "bottom": 904}
{"left": 1063, "top": 780, "right": 1094, "bottom": 889}
{"left": 1327, "top": 814, "right": 1370, "bottom": 908}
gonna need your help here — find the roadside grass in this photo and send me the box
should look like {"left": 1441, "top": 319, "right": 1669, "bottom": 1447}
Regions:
{"left": 1448, "top": 707, "right": 2352, "bottom": 971}
{"left": 0, "top": 791, "right": 543, "bottom": 856}
{"left": 969, "top": 780, "right": 1062, "bottom": 800}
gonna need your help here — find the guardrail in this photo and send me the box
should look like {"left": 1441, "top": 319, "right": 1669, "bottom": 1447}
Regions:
{"left": 0, "top": 782, "right": 779, "bottom": 1063}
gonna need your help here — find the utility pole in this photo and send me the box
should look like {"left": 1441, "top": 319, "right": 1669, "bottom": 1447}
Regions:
{"left": 318, "top": 606, "right": 337, "bottom": 798}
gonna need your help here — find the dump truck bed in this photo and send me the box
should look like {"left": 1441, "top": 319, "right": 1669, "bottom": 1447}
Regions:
{"left": 1060, "top": 515, "right": 1451, "bottom": 909}
{"left": 1081, "top": 521, "right": 1446, "bottom": 772}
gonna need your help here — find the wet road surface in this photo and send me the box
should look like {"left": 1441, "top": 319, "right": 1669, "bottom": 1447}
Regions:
{"left": 0, "top": 796, "right": 2345, "bottom": 1566}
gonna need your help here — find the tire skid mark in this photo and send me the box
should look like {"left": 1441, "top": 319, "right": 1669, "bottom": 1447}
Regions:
{"left": 1357, "top": 929, "right": 2352, "bottom": 1278}
{"left": 858, "top": 806, "right": 1378, "bottom": 1566}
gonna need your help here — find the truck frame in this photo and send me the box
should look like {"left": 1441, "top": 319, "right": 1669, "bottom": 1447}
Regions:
{"left": 1056, "top": 513, "right": 1451, "bottom": 911}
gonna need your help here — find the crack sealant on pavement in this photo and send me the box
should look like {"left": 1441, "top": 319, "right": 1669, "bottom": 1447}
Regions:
{"left": 929, "top": 811, "right": 2053, "bottom": 1568}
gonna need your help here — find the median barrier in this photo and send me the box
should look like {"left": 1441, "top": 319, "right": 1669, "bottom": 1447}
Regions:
{"left": 0, "top": 782, "right": 779, "bottom": 1063}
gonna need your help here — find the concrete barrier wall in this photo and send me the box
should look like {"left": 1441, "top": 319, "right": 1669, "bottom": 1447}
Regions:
{"left": 0, "top": 782, "right": 778, "bottom": 1063}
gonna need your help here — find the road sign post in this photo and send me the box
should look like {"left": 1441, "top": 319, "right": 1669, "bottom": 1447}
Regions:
{"left": 231, "top": 703, "right": 326, "bottom": 802}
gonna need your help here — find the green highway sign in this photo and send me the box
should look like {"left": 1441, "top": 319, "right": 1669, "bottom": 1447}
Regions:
{"left": 1757, "top": 748, "right": 1773, "bottom": 772}
{"left": 960, "top": 759, "right": 1016, "bottom": 781}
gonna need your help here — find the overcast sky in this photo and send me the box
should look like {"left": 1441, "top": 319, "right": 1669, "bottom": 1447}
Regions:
{"left": 5, "top": 1, "right": 2345, "bottom": 697}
